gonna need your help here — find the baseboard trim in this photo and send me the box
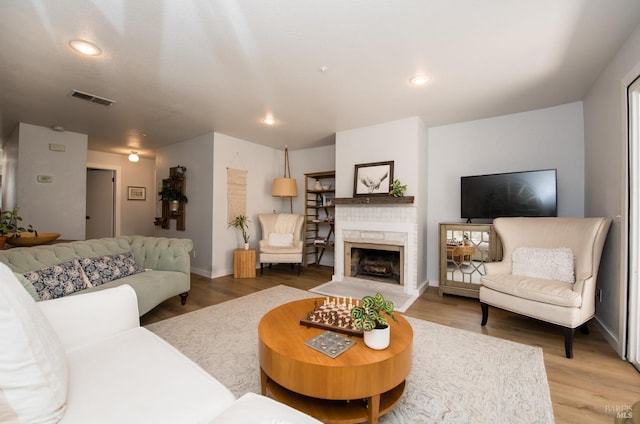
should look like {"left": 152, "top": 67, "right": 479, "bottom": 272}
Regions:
{"left": 593, "top": 316, "right": 624, "bottom": 359}
{"left": 190, "top": 267, "right": 214, "bottom": 278}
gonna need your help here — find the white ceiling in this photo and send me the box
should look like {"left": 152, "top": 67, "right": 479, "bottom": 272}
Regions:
{"left": 1, "top": 1, "right": 639, "bottom": 159}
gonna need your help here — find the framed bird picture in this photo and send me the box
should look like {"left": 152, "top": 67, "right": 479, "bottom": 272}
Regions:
{"left": 353, "top": 161, "right": 394, "bottom": 196}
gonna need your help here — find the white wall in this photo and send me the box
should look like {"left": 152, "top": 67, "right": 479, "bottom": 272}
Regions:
{"left": 12, "top": 123, "right": 88, "bottom": 240}
{"left": 583, "top": 24, "right": 640, "bottom": 356}
{"left": 87, "top": 150, "right": 156, "bottom": 236}
{"left": 417, "top": 121, "right": 429, "bottom": 285}
{"left": 335, "top": 117, "right": 423, "bottom": 200}
{"left": 335, "top": 116, "right": 428, "bottom": 285}
{"left": 155, "top": 133, "right": 214, "bottom": 276}
{"left": 155, "top": 132, "right": 336, "bottom": 278}
{"left": 426, "top": 102, "right": 585, "bottom": 283}
{"left": 212, "top": 133, "right": 282, "bottom": 277}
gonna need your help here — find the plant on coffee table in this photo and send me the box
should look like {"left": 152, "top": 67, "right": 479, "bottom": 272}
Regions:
{"left": 350, "top": 292, "right": 397, "bottom": 331}
{"left": 351, "top": 292, "right": 397, "bottom": 350}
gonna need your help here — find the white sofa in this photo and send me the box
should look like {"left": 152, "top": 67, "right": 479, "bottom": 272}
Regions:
{"left": 0, "top": 262, "right": 321, "bottom": 424}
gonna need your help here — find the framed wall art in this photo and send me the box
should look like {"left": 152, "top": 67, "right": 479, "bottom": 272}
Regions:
{"left": 127, "top": 186, "right": 146, "bottom": 200}
{"left": 353, "top": 161, "right": 394, "bottom": 196}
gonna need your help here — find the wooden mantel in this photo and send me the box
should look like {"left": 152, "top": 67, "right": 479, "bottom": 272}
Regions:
{"left": 333, "top": 196, "right": 415, "bottom": 205}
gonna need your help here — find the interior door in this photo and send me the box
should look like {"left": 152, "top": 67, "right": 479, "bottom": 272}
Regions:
{"left": 86, "top": 168, "right": 115, "bottom": 239}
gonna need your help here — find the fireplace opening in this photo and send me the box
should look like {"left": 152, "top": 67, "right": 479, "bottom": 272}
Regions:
{"left": 344, "top": 242, "right": 404, "bottom": 285}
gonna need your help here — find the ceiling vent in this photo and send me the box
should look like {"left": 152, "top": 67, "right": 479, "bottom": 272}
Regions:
{"left": 70, "top": 89, "right": 115, "bottom": 106}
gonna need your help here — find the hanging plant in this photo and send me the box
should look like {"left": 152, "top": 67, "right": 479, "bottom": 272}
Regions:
{"left": 158, "top": 183, "right": 188, "bottom": 203}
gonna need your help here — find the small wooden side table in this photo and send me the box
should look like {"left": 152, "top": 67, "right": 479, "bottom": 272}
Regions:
{"left": 234, "top": 248, "right": 256, "bottom": 278}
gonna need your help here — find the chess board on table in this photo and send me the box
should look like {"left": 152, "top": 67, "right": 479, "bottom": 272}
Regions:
{"left": 300, "top": 297, "right": 364, "bottom": 337}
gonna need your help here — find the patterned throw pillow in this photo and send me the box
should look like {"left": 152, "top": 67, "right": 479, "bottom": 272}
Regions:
{"left": 24, "top": 259, "right": 91, "bottom": 301}
{"left": 79, "top": 252, "right": 144, "bottom": 287}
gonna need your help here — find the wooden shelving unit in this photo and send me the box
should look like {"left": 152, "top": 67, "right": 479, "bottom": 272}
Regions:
{"left": 304, "top": 171, "right": 335, "bottom": 267}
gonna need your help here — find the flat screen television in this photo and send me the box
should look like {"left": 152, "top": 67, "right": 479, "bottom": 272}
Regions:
{"left": 460, "top": 169, "right": 557, "bottom": 221}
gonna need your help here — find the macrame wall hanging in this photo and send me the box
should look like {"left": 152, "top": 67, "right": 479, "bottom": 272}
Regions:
{"left": 227, "top": 153, "right": 247, "bottom": 222}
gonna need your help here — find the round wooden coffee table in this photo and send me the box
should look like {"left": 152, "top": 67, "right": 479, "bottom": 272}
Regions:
{"left": 258, "top": 298, "right": 413, "bottom": 424}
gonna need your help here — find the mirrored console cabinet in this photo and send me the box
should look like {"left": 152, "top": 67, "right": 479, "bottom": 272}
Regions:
{"left": 438, "top": 222, "right": 502, "bottom": 299}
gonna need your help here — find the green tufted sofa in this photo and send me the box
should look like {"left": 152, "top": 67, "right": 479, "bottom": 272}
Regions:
{"left": 0, "top": 236, "right": 193, "bottom": 316}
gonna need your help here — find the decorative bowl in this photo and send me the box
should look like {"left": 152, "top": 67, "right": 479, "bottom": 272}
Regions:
{"left": 6, "top": 232, "right": 62, "bottom": 247}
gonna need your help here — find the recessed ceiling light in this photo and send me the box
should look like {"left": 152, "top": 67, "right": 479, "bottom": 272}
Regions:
{"left": 69, "top": 39, "right": 102, "bottom": 56}
{"left": 410, "top": 75, "right": 430, "bottom": 86}
{"left": 263, "top": 117, "right": 276, "bottom": 126}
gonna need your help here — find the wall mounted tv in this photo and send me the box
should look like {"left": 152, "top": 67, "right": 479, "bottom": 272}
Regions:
{"left": 460, "top": 169, "right": 557, "bottom": 221}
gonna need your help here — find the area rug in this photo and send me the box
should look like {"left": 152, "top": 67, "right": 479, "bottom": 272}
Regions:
{"left": 146, "top": 285, "right": 554, "bottom": 423}
{"left": 310, "top": 277, "right": 418, "bottom": 312}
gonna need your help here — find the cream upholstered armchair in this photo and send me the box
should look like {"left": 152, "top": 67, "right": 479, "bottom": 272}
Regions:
{"left": 258, "top": 214, "right": 304, "bottom": 275}
{"left": 480, "top": 217, "right": 611, "bottom": 358}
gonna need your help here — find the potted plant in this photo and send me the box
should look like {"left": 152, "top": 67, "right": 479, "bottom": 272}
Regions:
{"left": 0, "top": 208, "right": 37, "bottom": 249}
{"left": 389, "top": 179, "right": 407, "bottom": 197}
{"left": 350, "top": 292, "right": 397, "bottom": 350}
{"left": 158, "top": 183, "right": 188, "bottom": 211}
{"left": 228, "top": 214, "right": 251, "bottom": 249}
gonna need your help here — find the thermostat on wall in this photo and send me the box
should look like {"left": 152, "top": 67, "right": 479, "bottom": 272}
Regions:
{"left": 37, "top": 175, "right": 53, "bottom": 183}
{"left": 49, "top": 143, "right": 66, "bottom": 152}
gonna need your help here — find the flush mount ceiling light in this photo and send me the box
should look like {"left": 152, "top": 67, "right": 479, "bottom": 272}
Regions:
{"left": 262, "top": 116, "right": 276, "bottom": 126}
{"left": 409, "top": 74, "right": 430, "bottom": 86}
{"left": 69, "top": 39, "right": 102, "bottom": 56}
{"left": 128, "top": 151, "right": 139, "bottom": 162}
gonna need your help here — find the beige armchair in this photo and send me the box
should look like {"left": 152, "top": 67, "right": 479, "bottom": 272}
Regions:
{"left": 480, "top": 217, "right": 611, "bottom": 358}
{"left": 258, "top": 214, "right": 304, "bottom": 275}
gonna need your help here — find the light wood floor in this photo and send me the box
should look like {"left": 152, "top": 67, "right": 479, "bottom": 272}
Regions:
{"left": 141, "top": 265, "right": 640, "bottom": 424}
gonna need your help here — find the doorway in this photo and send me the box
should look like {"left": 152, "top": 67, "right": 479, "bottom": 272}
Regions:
{"left": 86, "top": 168, "right": 115, "bottom": 239}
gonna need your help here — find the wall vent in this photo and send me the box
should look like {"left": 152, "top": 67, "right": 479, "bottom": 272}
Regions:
{"left": 70, "top": 89, "right": 115, "bottom": 106}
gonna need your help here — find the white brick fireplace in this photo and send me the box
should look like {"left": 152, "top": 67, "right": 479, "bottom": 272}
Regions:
{"left": 333, "top": 204, "right": 420, "bottom": 296}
